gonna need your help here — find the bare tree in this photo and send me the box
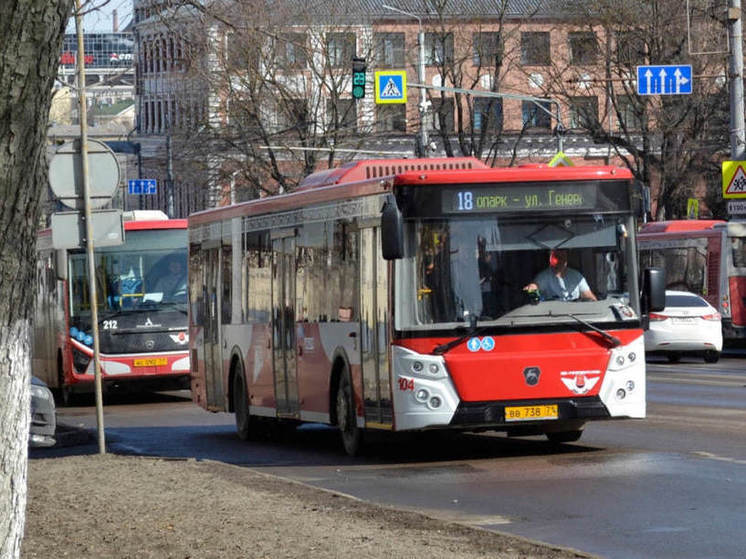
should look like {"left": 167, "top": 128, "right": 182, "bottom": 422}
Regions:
{"left": 411, "top": 0, "right": 532, "bottom": 161}
{"left": 145, "top": 0, "right": 394, "bottom": 202}
{"left": 539, "top": 0, "right": 729, "bottom": 219}
{"left": 0, "top": 2, "right": 73, "bottom": 557}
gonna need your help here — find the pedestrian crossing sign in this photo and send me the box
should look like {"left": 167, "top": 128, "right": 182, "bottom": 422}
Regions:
{"left": 722, "top": 161, "right": 746, "bottom": 198}
{"left": 374, "top": 70, "right": 407, "bottom": 104}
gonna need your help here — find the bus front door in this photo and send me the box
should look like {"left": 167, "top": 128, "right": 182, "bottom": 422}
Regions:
{"left": 360, "top": 226, "right": 392, "bottom": 428}
{"left": 203, "top": 246, "right": 224, "bottom": 410}
{"left": 272, "top": 233, "right": 299, "bottom": 417}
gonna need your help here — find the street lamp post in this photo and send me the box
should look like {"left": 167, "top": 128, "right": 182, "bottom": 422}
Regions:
{"left": 382, "top": 4, "right": 429, "bottom": 156}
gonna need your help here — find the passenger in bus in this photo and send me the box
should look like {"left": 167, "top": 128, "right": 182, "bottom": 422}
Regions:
{"left": 477, "top": 236, "right": 499, "bottom": 317}
{"left": 423, "top": 231, "right": 455, "bottom": 321}
{"left": 524, "top": 249, "right": 597, "bottom": 302}
{"left": 153, "top": 259, "right": 187, "bottom": 301}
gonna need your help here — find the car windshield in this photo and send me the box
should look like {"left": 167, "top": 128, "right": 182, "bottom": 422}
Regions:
{"left": 394, "top": 214, "right": 639, "bottom": 331}
{"left": 69, "top": 229, "right": 187, "bottom": 318}
{"left": 665, "top": 293, "right": 709, "bottom": 308}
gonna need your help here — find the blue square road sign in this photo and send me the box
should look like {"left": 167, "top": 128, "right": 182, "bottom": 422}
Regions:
{"left": 128, "top": 178, "right": 157, "bottom": 195}
{"left": 636, "top": 65, "right": 692, "bottom": 96}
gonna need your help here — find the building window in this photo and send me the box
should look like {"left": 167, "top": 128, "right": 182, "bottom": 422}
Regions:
{"left": 473, "top": 98, "right": 503, "bottom": 132}
{"left": 569, "top": 96, "right": 598, "bottom": 129}
{"left": 521, "top": 32, "right": 550, "bottom": 66}
{"left": 278, "top": 33, "right": 307, "bottom": 69}
{"left": 472, "top": 32, "right": 502, "bottom": 66}
{"left": 276, "top": 98, "right": 308, "bottom": 134}
{"left": 616, "top": 95, "right": 643, "bottom": 130}
{"left": 616, "top": 31, "right": 646, "bottom": 66}
{"left": 430, "top": 97, "right": 455, "bottom": 132}
{"left": 327, "top": 32, "right": 355, "bottom": 68}
{"left": 425, "top": 32, "right": 454, "bottom": 66}
{"left": 327, "top": 98, "right": 357, "bottom": 132}
{"left": 376, "top": 105, "right": 407, "bottom": 132}
{"left": 521, "top": 100, "right": 552, "bottom": 130}
{"left": 374, "top": 32, "right": 405, "bottom": 68}
{"left": 568, "top": 32, "right": 597, "bottom": 65}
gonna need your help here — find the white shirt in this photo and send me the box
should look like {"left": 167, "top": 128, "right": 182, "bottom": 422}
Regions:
{"left": 533, "top": 267, "right": 590, "bottom": 301}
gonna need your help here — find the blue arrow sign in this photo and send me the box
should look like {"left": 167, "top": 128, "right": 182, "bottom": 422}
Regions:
{"left": 128, "top": 178, "right": 157, "bottom": 195}
{"left": 636, "top": 65, "right": 692, "bottom": 96}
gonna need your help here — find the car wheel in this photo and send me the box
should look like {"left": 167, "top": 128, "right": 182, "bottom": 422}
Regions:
{"left": 704, "top": 350, "right": 720, "bottom": 364}
{"left": 336, "top": 366, "right": 362, "bottom": 456}
{"left": 546, "top": 430, "right": 583, "bottom": 443}
{"left": 666, "top": 353, "right": 681, "bottom": 364}
{"left": 232, "top": 366, "right": 251, "bottom": 441}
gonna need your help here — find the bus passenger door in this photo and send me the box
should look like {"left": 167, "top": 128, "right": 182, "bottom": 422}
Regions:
{"left": 360, "top": 225, "right": 392, "bottom": 428}
{"left": 272, "top": 232, "right": 299, "bottom": 417}
{"left": 203, "top": 246, "right": 224, "bottom": 410}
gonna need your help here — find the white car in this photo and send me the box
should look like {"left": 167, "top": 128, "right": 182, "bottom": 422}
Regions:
{"left": 644, "top": 290, "right": 723, "bottom": 363}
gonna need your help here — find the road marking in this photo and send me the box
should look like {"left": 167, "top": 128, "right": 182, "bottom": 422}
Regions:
{"left": 691, "top": 451, "right": 746, "bottom": 465}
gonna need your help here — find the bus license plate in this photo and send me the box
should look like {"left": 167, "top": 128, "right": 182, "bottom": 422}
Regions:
{"left": 133, "top": 357, "right": 168, "bottom": 367}
{"left": 504, "top": 404, "right": 558, "bottom": 422}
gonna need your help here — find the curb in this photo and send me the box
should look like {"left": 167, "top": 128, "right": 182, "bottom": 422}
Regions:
{"left": 53, "top": 423, "right": 94, "bottom": 448}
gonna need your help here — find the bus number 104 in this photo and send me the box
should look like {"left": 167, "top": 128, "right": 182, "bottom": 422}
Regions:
{"left": 398, "top": 377, "right": 415, "bottom": 391}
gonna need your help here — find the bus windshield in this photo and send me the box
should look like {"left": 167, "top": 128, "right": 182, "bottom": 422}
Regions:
{"left": 395, "top": 213, "right": 638, "bottom": 331}
{"left": 69, "top": 229, "right": 187, "bottom": 317}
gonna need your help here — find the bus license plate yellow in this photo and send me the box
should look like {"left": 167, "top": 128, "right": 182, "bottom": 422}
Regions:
{"left": 504, "top": 404, "right": 558, "bottom": 422}
{"left": 133, "top": 357, "right": 168, "bottom": 367}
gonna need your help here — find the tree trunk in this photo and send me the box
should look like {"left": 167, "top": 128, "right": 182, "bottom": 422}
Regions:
{"left": 0, "top": 1, "right": 73, "bottom": 557}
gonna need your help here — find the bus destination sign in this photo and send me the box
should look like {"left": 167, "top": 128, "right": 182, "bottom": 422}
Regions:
{"left": 442, "top": 183, "right": 599, "bottom": 214}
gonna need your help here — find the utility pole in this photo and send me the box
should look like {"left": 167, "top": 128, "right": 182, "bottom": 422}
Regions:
{"left": 383, "top": 4, "right": 429, "bottom": 157}
{"left": 728, "top": 0, "right": 745, "bottom": 160}
{"left": 74, "top": 0, "right": 106, "bottom": 455}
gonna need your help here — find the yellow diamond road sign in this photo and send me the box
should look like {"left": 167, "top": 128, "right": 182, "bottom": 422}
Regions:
{"left": 548, "top": 151, "right": 573, "bottom": 167}
{"left": 722, "top": 160, "right": 746, "bottom": 198}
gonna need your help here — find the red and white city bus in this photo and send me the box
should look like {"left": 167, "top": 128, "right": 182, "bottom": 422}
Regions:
{"left": 188, "top": 158, "right": 664, "bottom": 455}
{"left": 33, "top": 211, "right": 190, "bottom": 404}
{"left": 638, "top": 219, "right": 746, "bottom": 340}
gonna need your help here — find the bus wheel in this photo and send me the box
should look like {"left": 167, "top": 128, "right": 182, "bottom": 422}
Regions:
{"left": 546, "top": 430, "right": 583, "bottom": 444}
{"left": 232, "top": 367, "right": 251, "bottom": 441}
{"left": 57, "top": 359, "right": 76, "bottom": 407}
{"left": 704, "top": 350, "right": 720, "bottom": 364}
{"left": 336, "top": 367, "right": 362, "bottom": 456}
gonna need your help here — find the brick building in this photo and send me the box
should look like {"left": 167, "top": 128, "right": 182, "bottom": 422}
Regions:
{"left": 131, "top": 0, "right": 727, "bottom": 217}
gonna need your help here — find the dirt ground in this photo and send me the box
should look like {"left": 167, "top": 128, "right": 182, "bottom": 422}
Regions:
{"left": 22, "top": 451, "right": 595, "bottom": 559}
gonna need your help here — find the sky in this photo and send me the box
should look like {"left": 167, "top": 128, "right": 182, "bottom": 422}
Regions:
{"left": 66, "top": 0, "right": 134, "bottom": 33}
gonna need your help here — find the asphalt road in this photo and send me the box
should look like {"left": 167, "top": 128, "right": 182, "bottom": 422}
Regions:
{"left": 44, "top": 355, "right": 746, "bottom": 559}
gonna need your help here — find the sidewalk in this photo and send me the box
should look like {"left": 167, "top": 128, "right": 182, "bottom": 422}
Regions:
{"left": 23, "top": 428, "right": 594, "bottom": 559}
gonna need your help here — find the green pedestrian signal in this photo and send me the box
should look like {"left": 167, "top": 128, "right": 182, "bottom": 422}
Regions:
{"left": 352, "top": 57, "right": 366, "bottom": 100}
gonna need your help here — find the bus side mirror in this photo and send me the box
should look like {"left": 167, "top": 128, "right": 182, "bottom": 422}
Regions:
{"left": 642, "top": 267, "right": 665, "bottom": 313}
{"left": 381, "top": 197, "right": 403, "bottom": 260}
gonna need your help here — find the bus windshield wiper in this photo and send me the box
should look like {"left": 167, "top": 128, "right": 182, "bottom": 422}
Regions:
{"left": 562, "top": 313, "right": 621, "bottom": 348}
{"left": 433, "top": 322, "right": 491, "bottom": 355}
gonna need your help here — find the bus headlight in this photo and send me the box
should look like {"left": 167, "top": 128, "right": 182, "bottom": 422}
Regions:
{"left": 394, "top": 346, "right": 447, "bottom": 380}
{"left": 72, "top": 347, "right": 92, "bottom": 374}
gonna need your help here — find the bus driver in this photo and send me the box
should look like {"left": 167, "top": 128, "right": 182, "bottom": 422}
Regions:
{"left": 524, "top": 248, "right": 597, "bottom": 302}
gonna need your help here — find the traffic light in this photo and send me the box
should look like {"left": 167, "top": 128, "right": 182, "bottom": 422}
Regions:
{"left": 352, "top": 57, "right": 366, "bottom": 100}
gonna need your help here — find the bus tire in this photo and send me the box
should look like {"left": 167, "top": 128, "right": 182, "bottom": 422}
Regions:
{"left": 546, "top": 429, "right": 583, "bottom": 444}
{"left": 704, "top": 350, "right": 720, "bottom": 364}
{"left": 336, "top": 366, "right": 362, "bottom": 456}
{"left": 56, "top": 355, "right": 76, "bottom": 407}
{"left": 232, "top": 366, "right": 251, "bottom": 441}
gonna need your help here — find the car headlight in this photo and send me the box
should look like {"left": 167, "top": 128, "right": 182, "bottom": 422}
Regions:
{"left": 30, "top": 384, "right": 52, "bottom": 401}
